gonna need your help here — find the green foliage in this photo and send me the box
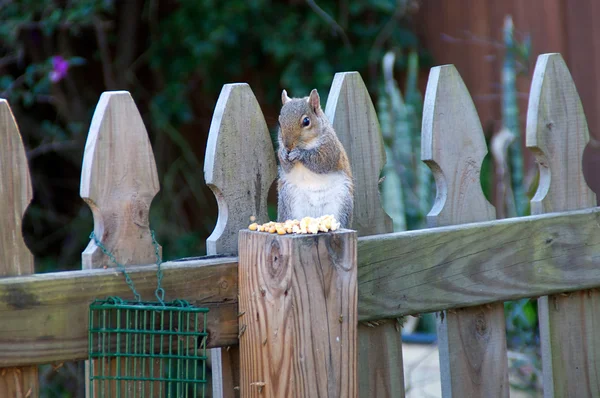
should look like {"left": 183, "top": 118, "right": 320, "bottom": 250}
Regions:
{"left": 377, "top": 49, "right": 433, "bottom": 232}
{"left": 148, "top": 0, "right": 422, "bottom": 115}
{"left": 502, "top": 15, "right": 533, "bottom": 218}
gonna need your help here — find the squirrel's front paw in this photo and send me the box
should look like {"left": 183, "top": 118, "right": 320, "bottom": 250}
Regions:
{"left": 288, "top": 149, "right": 301, "bottom": 163}
{"left": 278, "top": 147, "right": 289, "bottom": 162}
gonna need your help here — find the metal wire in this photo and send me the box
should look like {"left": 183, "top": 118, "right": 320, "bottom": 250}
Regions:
{"left": 89, "top": 298, "right": 208, "bottom": 397}
{"left": 88, "top": 231, "right": 208, "bottom": 397}
{"left": 90, "top": 231, "right": 142, "bottom": 302}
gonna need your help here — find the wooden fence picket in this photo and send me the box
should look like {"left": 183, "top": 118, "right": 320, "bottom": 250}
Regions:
{"left": 204, "top": 83, "right": 277, "bottom": 398}
{"left": 81, "top": 91, "right": 161, "bottom": 269}
{"left": 204, "top": 83, "right": 277, "bottom": 256}
{"left": 80, "top": 91, "right": 161, "bottom": 397}
{"left": 526, "top": 53, "right": 599, "bottom": 398}
{"left": 422, "top": 65, "right": 509, "bottom": 397}
{"left": 0, "top": 100, "right": 38, "bottom": 397}
{"left": 325, "top": 72, "right": 403, "bottom": 397}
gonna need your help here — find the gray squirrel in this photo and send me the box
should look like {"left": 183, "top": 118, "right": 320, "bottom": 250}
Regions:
{"left": 276, "top": 88, "right": 354, "bottom": 228}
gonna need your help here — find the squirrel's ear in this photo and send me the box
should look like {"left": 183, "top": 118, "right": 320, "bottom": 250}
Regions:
{"left": 281, "top": 89, "right": 291, "bottom": 105}
{"left": 308, "top": 89, "right": 321, "bottom": 112}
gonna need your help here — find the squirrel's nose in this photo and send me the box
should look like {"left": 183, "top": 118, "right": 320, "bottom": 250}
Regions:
{"left": 283, "top": 137, "right": 293, "bottom": 150}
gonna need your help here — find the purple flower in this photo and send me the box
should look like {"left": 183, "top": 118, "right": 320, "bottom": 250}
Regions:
{"left": 49, "top": 56, "right": 69, "bottom": 83}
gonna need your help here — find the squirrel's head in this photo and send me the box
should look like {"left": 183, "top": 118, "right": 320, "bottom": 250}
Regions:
{"left": 278, "top": 88, "right": 325, "bottom": 151}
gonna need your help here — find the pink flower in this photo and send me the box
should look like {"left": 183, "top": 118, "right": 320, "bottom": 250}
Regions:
{"left": 49, "top": 56, "right": 69, "bottom": 82}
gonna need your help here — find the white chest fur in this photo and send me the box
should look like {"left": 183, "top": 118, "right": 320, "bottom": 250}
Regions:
{"left": 283, "top": 163, "right": 350, "bottom": 220}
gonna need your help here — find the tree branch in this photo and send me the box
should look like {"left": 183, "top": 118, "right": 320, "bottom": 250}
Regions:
{"left": 306, "top": 0, "right": 352, "bottom": 50}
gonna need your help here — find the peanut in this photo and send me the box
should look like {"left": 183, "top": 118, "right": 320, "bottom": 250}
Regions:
{"left": 248, "top": 215, "right": 342, "bottom": 235}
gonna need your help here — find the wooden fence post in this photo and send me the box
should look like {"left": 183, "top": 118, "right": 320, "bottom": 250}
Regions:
{"left": 80, "top": 91, "right": 161, "bottom": 397}
{"left": 0, "top": 100, "right": 38, "bottom": 397}
{"left": 325, "top": 71, "right": 403, "bottom": 397}
{"left": 238, "top": 229, "right": 358, "bottom": 397}
{"left": 526, "top": 53, "right": 599, "bottom": 397}
{"left": 204, "top": 83, "right": 277, "bottom": 397}
{"left": 422, "top": 65, "right": 509, "bottom": 397}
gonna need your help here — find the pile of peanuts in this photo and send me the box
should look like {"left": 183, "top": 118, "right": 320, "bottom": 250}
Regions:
{"left": 248, "top": 215, "right": 341, "bottom": 235}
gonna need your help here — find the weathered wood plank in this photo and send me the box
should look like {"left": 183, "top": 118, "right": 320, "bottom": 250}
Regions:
{"left": 81, "top": 90, "right": 162, "bottom": 397}
{"left": 357, "top": 206, "right": 600, "bottom": 320}
{"left": 81, "top": 91, "right": 161, "bottom": 269}
{"left": 326, "top": 72, "right": 392, "bottom": 236}
{"left": 422, "top": 66, "right": 496, "bottom": 225}
{"left": 3, "top": 206, "right": 600, "bottom": 367}
{"left": 0, "top": 258, "right": 238, "bottom": 367}
{"left": 326, "top": 72, "right": 403, "bottom": 398}
{"left": 238, "top": 229, "right": 357, "bottom": 398}
{"left": 422, "top": 64, "right": 508, "bottom": 397}
{"left": 0, "top": 100, "right": 39, "bottom": 397}
{"left": 205, "top": 83, "right": 277, "bottom": 255}
{"left": 205, "top": 83, "right": 276, "bottom": 397}
{"left": 526, "top": 53, "right": 599, "bottom": 398}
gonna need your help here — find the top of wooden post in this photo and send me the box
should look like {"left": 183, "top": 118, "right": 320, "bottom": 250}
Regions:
{"left": 80, "top": 91, "right": 160, "bottom": 269}
{"left": 204, "top": 83, "right": 277, "bottom": 256}
{"left": 422, "top": 65, "right": 495, "bottom": 226}
{"left": 0, "top": 99, "right": 33, "bottom": 276}
{"left": 526, "top": 53, "right": 596, "bottom": 213}
{"left": 325, "top": 71, "right": 392, "bottom": 236}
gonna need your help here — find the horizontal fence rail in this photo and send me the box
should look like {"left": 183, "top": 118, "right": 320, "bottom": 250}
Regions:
{"left": 0, "top": 258, "right": 238, "bottom": 367}
{"left": 2, "top": 205, "right": 600, "bottom": 368}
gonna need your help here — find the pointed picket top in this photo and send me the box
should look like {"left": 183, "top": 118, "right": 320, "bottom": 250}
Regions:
{"left": 527, "top": 53, "right": 598, "bottom": 398}
{"left": 422, "top": 65, "right": 495, "bottom": 226}
{"left": 325, "top": 72, "right": 392, "bottom": 236}
{"left": 0, "top": 99, "right": 33, "bottom": 275}
{"left": 80, "top": 91, "right": 160, "bottom": 269}
{"left": 0, "top": 99, "right": 38, "bottom": 397}
{"left": 204, "top": 83, "right": 277, "bottom": 255}
{"left": 526, "top": 53, "right": 596, "bottom": 213}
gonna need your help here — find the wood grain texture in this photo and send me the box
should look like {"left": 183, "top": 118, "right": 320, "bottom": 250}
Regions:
{"left": 0, "top": 100, "right": 33, "bottom": 276}
{"left": 325, "top": 71, "right": 402, "bottom": 397}
{"left": 527, "top": 54, "right": 596, "bottom": 213}
{"left": 356, "top": 322, "right": 404, "bottom": 397}
{"left": 238, "top": 229, "right": 357, "bottom": 398}
{"left": 0, "top": 100, "right": 38, "bottom": 397}
{"left": 4, "top": 206, "right": 600, "bottom": 368}
{"left": 204, "top": 83, "right": 277, "bottom": 256}
{"left": 423, "top": 64, "right": 508, "bottom": 397}
{"left": 80, "top": 90, "right": 161, "bottom": 397}
{"left": 325, "top": 72, "right": 392, "bottom": 236}
{"left": 205, "top": 83, "right": 276, "bottom": 398}
{"left": 80, "top": 91, "right": 161, "bottom": 268}
{"left": 0, "top": 258, "right": 238, "bottom": 367}
{"left": 357, "top": 207, "right": 600, "bottom": 320}
{"left": 422, "top": 65, "right": 496, "bottom": 226}
{"left": 526, "top": 52, "right": 599, "bottom": 398}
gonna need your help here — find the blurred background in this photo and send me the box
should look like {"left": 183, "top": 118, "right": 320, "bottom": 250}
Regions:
{"left": 2, "top": 0, "right": 598, "bottom": 396}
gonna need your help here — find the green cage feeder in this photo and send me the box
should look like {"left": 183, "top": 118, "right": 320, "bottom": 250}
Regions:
{"left": 88, "top": 232, "right": 208, "bottom": 397}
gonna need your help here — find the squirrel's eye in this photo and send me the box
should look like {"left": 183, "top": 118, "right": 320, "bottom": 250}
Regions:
{"left": 302, "top": 117, "right": 310, "bottom": 127}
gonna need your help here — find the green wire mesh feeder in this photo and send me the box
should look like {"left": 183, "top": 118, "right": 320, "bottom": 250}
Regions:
{"left": 88, "top": 231, "right": 209, "bottom": 397}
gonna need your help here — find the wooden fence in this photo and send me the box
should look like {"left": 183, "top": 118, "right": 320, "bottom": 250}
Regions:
{"left": 0, "top": 52, "right": 598, "bottom": 397}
